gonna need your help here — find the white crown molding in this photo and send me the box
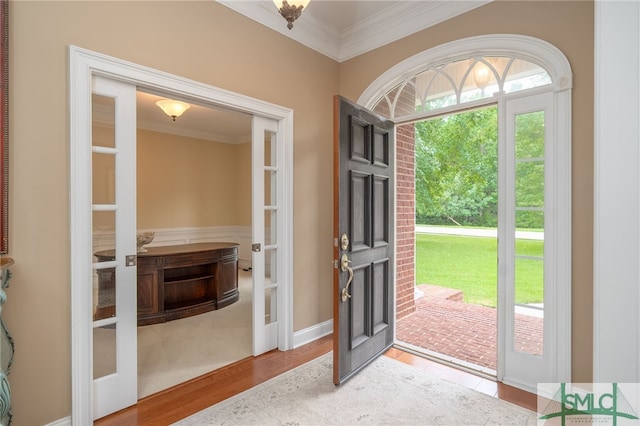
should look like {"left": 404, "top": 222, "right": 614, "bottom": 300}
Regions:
{"left": 338, "top": 1, "right": 492, "bottom": 62}
{"left": 216, "top": 0, "right": 492, "bottom": 63}
{"left": 216, "top": 1, "right": 342, "bottom": 60}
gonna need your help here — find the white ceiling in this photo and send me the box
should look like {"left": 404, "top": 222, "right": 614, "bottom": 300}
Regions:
{"left": 132, "top": 0, "right": 490, "bottom": 143}
{"left": 136, "top": 91, "right": 252, "bottom": 144}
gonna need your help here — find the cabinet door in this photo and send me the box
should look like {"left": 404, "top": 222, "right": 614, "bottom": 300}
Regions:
{"left": 216, "top": 258, "right": 239, "bottom": 306}
{"left": 137, "top": 269, "right": 159, "bottom": 316}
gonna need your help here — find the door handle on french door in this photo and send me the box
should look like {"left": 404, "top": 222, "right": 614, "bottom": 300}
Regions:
{"left": 340, "top": 253, "right": 353, "bottom": 302}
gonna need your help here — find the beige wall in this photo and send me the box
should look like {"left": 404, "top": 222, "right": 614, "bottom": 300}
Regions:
{"left": 8, "top": 2, "right": 337, "bottom": 424}
{"left": 6, "top": 0, "right": 592, "bottom": 424}
{"left": 339, "top": 1, "right": 594, "bottom": 382}
{"left": 137, "top": 129, "right": 251, "bottom": 229}
{"left": 92, "top": 127, "right": 252, "bottom": 231}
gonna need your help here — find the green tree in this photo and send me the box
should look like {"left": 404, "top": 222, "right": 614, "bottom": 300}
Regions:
{"left": 514, "top": 110, "right": 545, "bottom": 229}
{"left": 415, "top": 107, "right": 498, "bottom": 226}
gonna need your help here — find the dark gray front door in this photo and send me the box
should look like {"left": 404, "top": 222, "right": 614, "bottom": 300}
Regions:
{"left": 333, "top": 95, "right": 395, "bottom": 384}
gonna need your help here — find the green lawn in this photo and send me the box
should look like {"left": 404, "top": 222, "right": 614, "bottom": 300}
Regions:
{"left": 415, "top": 233, "right": 544, "bottom": 308}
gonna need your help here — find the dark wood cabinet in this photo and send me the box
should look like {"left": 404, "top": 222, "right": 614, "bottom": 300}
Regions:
{"left": 95, "top": 242, "right": 240, "bottom": 325}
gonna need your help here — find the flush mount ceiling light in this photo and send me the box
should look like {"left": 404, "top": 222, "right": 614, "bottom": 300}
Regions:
{"left": 273, "top": 0, "right": 310, "bottom": 30}
{"left": 155, "top": 99, "right": 191, "bottom": 121}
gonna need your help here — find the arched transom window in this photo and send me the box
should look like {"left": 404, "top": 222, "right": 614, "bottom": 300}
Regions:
{"left": 372, "top": 56, "right": 551, "bottom": 120}
{"left": 359, "top": 34, "right": 573, "bottom": 122}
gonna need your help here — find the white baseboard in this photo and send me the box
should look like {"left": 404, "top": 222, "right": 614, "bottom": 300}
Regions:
{"left": 292, "top": 319, "right": 333, "bottom": 349}
{"left": 45, "top": 417, "right": 71, "bottom": 426}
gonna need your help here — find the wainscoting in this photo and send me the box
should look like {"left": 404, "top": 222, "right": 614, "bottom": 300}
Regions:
{"left": 93, "top": 226, "right": 253, "bottom": 269}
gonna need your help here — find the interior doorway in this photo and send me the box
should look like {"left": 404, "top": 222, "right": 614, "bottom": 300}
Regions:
{"left": 132, "top": 91, "right": 254, "bottom": 397}
{"left": 90, "top": 88, "right": 256, "bottom": 399}
{"left": 70, "top": 46, "right": 294, "bottom": 424}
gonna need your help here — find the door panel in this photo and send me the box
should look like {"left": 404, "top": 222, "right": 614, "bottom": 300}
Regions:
{"left": 91, "top": 76, "right": 137, "bottom": 419}
{"left": 333, "top": 96, "right": 395, "bottom": 384}
{"left": 252, "top": 116, "right": 280, "bottom": 355}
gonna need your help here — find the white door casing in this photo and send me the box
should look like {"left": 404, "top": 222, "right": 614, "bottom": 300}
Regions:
{"left": 70, "top": 46, "right": 294, "bottom": 424}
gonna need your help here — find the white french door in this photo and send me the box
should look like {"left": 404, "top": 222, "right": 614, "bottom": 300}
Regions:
{"left": 71, "top": 46, "right": 295, "bottom": 424}
{"left": 251, "top": 116, "right": 282, "bottom": 355}
{"left": 499, "top": 92, "right": 557, "bottom": 391}
{"left": 90, "top": 75, "right": 138, "bottom": 419}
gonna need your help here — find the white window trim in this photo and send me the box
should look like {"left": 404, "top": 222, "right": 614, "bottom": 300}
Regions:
{"left": 358, "top": 34, "right": 572, "bottom": 110}
{"left": 358, "top": 34, "right": 572, "bottom": 388}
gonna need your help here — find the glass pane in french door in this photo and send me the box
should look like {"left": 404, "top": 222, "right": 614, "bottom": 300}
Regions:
{"left": 263, "top": 126, "right": 277, "bottom": 327}
{"left": 93, "top": 324, "right": 117, "bottom": 379}
{"left": 264, "top": 130, "right": 275, "bottom": 167}
{"left": 92, "top": 94, "right": 115, "bottom": 148}
{"left": 93, "top": 210, "right": 116, "bottom": 321}
{"left": 91, "top": 92, "right": 119, "bottom": 383}
{"left": 513, "top": 110, "right": 545, "bottom": 356}
{"left": 92, "top": 152, "right": 115, "bottom": 205}
{"left": 265, "top": 287, "right": 277, "bottom": 324}
{"left": 264, "top": 248, "right": 277, "bottom": 325}
{"left": 265, "top": 208, "right": 276, "bottom": 247}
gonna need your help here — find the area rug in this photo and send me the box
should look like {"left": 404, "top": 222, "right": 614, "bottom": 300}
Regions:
{"left": 175, "top": 353, "right": 538, "bottom": 425}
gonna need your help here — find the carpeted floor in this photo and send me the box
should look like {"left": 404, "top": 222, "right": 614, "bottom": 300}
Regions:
{"left": 175, "top": 353, "right": 538, "bottom": 425}
{"left": 137, "top": 270, "right": 253, "bottom": 397}
{"left": 93, "top": 270, "right": 253, "bottom": 398}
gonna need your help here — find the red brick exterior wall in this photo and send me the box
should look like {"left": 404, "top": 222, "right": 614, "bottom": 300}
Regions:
{"left": 396, "top": 123, "right": 416, "bottom": 319}
{"left": 373, "top": 85, "right": 418, "bottom": 320}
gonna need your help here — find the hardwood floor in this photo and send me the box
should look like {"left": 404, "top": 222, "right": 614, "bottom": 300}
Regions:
{"left": 95, "top": 336, "right": 536, "bottom": 425}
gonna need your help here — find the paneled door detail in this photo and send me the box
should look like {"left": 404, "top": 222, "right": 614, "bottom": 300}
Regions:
{"left": 91, "top": 76, "right": 138, "bottom": 419}
{"left": 252, "top": 116, "right": 281, "bottom": 355}
{"left": 333, "top": 96, "right": 395, "bottom": 384}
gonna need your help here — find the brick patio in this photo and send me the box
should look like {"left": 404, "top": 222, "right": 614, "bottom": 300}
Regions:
{"left": 396, "top": 284, "right": 544, "bottom": 372}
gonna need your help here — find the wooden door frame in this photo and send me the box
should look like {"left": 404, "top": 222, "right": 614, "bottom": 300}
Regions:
{"left": 69, "top": 46, "right": 294, "bottom": 425}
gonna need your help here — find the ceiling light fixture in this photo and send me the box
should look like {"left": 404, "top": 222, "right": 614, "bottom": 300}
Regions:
{"left": 273, "top": 0, "right": 310, "bottom": 30}
{"left": 155, "top": 99, "right": 191, "bottom": 121}
{"left": 473, "top": 63, "right": 491, "bottom": 90}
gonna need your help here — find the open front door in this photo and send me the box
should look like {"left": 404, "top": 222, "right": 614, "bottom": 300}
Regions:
{"left": 333, "top": 96, "right": 395, "bottom": 384}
